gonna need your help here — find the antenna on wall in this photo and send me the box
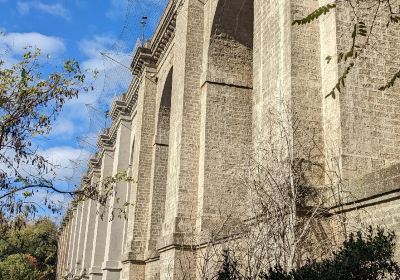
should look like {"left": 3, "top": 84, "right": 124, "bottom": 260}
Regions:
{"left": 141, "top": 16, "right": 148, "bottom": 47}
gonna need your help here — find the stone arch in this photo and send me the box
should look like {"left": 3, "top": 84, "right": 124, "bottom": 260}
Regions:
{"left": 145, "top": 67, "right": 173, "bottom": 260}
{"left": 156, "top": 68, "right": 172, "bottom": 144}
{"left": 205, "top": 0, "right": 254, "bottom": 87}
{"left": 129, "top": 139, "right": 135, "bottom": 167}
{"left": 123, "top": 137, "right": 134, "bottom": 250}
{"left": 198, "top": 0, "right": 254, "bottom": 230}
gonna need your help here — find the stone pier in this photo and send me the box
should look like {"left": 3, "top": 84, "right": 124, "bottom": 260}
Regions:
{"left": 57, "top": 0, "right": 400, "bottom": 279}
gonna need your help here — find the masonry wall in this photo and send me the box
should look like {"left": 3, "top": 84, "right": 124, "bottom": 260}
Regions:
{"left": 197, "top": 0, "right": 253, "bottom": 234}
{"left": 252, "top": 0, "right": 292, "bottom": 144}
{"left": 159, "top": 0, "right": 204, "bottom": 278}
{"left": 122, "top": 70, "right": 157, "bottom": 280}
{"left": 253, "top": 0, "right": 325, "bottom": 185}
{"left": 324, "top": 0, "right": 400, "bottom": 179}
{"left": 352, "top": 196, "right": 400, "bottom": 260}
{"left": 57, "top": 1, "right": 400, "bottom": 279}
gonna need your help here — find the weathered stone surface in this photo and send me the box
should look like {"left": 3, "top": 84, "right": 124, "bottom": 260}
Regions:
{"left": 57, "top": 1, "right": 400, "bottom": 279}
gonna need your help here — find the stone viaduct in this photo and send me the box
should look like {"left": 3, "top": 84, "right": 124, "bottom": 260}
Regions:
{"left": 56, "top": 0, "right": 400, "bottom": 279}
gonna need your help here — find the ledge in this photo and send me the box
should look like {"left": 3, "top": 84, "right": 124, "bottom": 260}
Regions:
{"left": 346, "top": 163, "right": 400, "bottom": 203}
{"left": 131, "top": 46, "right": 155, "bottom": 76}
{"left": 328, "top": 163, "right": 400, "bottom": 214}
{"left": 88, "top": 266, "right": 102, "bottom": 275}
{"left": 89, "top": 157, "right": 101, "bottom": 171}
{"left": 121, "top": 251, "right": 146, "bottom": 265}
{"left": 101, "top": 260, "right": 122, "bottom": 271}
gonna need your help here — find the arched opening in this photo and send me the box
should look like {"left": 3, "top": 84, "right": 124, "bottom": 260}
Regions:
{"left": 198, "top": 0, "right": 254, "bottom": 231}
{"left": 146, "top": 68, "right": 173, "bottom": 259}
{"left": 206, "top": 0, "right": 253, "bottom": 87}
{"left": 156, "top": 69, "right": 172, "bottom": 145}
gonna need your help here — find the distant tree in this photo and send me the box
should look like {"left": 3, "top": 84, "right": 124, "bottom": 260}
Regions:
{"left": 0, "top": 218, "right": 58, "bottom": 280}
{"left": 0, "top": 254, "right": 40, "bottom": 280}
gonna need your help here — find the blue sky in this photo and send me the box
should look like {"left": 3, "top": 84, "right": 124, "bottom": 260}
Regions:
{"left": 0, "top": 0, "right": 167, "bottom": 215}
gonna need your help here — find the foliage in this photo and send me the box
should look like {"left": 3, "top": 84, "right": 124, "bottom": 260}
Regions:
{"left": 217, "top": 227, "right": 400, "bottom": 280}
{"left": 293, "top": 1, "right": 400, "bottom": 98}
{"left": 0, "top": 254, "right": 40, "bottom": 280}
{"left": 292, "top": 4, "right": 336, "bottom": 26}
{"left": 0, "top": 42, "right": 133, "bottom": 222}
{"left": 217, "top": 250, "right": 241, "bottom": 280}
{"left": 0, "top": 45, "right": 94, "bottom": 219}
{"left": 0, "top": 218, "right": 58, "bottom": 280}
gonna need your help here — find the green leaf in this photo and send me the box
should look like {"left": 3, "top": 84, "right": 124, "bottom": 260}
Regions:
{"left": 293, "top": 4, "right": 336, "bottom": 26}
{"left": 325, "top": 56, "right": 332, "bottom": 64}
{"left": 379, "top": 69, "right": 400, "bottom": 91}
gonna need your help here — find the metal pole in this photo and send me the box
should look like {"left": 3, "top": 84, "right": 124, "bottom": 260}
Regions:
{"left": 141, "top": 16, "right": 148, "bottom": 47}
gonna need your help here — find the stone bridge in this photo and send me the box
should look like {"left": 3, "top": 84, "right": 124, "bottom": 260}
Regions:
{"left": 56, "top": 0, "right": 400, "bottom": 279}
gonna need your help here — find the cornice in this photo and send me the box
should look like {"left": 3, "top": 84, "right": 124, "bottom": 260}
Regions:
{"left": 110, "top": 95, "right": 130, "bottom": 120}
{"left": 95, "top": 132, "right": 114, "bottom": 165}
{"left": 89, "top": 156, "right": 101, "bottom": 170}
{"left": 81, "top": 176, "right": 90, "bottom": 187}
{"left": 131, "top": 0, "right": 177, "bottom": 78}
{"left": 97, "top": 131, "right": 113, "bottom": 150}
{"left": 150, "top": 6, "right": 176, "bottom": 63}
{"left": 131, "top": 46, "right": 155, "bottom": 76}
{"left": 125, "top": 77, "right": 140, "bottom": 113}
{"left": 65, "top": 2, "right": 180, "bottom": 224}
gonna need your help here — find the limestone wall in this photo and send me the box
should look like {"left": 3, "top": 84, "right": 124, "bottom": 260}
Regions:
{"left": 56, "top": 1, "right": 400, "bottom": 279}
{"left": 323, "top": 0, "right": 400, "bottom": 179}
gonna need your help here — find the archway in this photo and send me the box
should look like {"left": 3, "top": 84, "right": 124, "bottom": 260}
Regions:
{"left": 206, "top": 0, "right": 253, "bottom": 87}
{"left": 146, "top": 68, "right": 173, "bottom": 260}
{"left": 198, "top": 0, "right": 254, "bottom": 230}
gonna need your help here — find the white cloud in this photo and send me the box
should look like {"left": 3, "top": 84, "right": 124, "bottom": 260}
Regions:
{"left": 39, "top": 146, "right": 91, "bottom": 182}
{"left": 49, "top": 119, "right": 75, "bottom": 137}
{"left": 0, "top": 29, "right": 65, "bottom": 68}
{"left": 16, "top": 1, "right": 71, "bottom": 20}
{"left": 79, "top": 35, "right": 117, "bottom": 59}
{"left": 77, "top": 34, "right": 132, "bottom": 104}
{"left": 0, "top": 30, "right": 65, "bottom": 55}
{"left": 0, "top": 145, "right": 89, "bottom": 192}
{"left": 41, "top": 146, "right": 89, "bottom": 169}
{"left": 16, "top": 1, "right": 30, "bottom": 14}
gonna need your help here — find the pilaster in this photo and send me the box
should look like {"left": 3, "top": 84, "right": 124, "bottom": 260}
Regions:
{"left": 158, "top": 0, "right": 204, "bottom": 278}
{"left": 61, "top": 220, "right": 72, "bottom": 278}
{"left": 63, "top": 219, "right": 72, "bottom": 277}
{"left": 81, "top": 170, "right": 101, "bottom": 277}
{"left": 64, "top": 210, "right": 76, "bottom": 278}
{"left": 89, "top": 148, "right": 114, "bottom": 280}
{"left": 70, "top": 204, "right": 82, "bottom": 276}
{"left": 102, "top": 118, "right": 133, "bottom": 280}
{"left": 121, "top": 67, "right": 157, "bottom": 280}
{"left": 75, "top": 199, "right": 89, "bottom": 275}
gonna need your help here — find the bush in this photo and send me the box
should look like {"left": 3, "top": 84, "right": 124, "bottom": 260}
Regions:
{"left": 0, "top": 254, "right": 39, "bottom": 280}
{"left": 218, "top": 227, "right": 400, "bottom": 280}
